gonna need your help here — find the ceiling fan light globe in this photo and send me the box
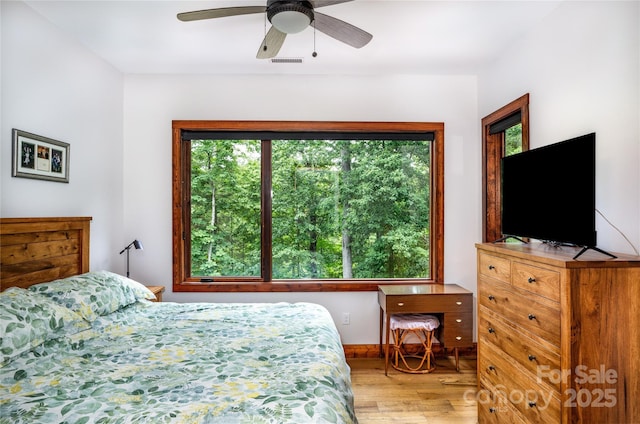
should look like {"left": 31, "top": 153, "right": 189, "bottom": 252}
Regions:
{"left": 267, "top": 2, "right": 315, "bottom": 34}
{"left": 271, "top": 11, "right": 311, "bottom": 33}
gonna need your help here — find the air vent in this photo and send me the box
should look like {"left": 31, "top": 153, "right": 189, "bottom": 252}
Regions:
{"left": 271, "top": 57, "right": 304, "bottom": 64}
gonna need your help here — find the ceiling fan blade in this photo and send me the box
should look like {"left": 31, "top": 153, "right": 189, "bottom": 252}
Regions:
{"left": 312, "top": 12, "right": 372, "bottom": 48}
{"left": 311, "top": 0, "right": 354, "bottom": 8}
{"left": 177, "top": 6, "right": 266, "bottom": 22}
{"left": 257, "top": 26, "right": 287, "bottom": 59}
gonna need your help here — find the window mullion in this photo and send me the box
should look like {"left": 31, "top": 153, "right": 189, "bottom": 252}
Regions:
{"left": 261, "top": 140, "right": 272, "bottom": 282}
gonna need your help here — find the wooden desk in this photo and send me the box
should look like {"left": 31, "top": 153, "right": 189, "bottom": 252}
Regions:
{"left": 378, "top": 284, "right": 473, "bottom": 374}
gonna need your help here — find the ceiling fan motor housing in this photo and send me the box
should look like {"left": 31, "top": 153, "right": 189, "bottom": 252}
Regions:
{"left": 267, "top": 0, "right": 315, "bottom": 34}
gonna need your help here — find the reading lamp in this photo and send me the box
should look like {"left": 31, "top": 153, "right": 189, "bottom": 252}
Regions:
{"left": 119, "top": 239, "right": 143, "bottom": 278}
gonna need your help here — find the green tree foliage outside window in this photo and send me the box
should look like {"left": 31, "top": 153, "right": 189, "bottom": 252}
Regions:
{"left": 190, "top": 139, "right": 261, "bottom": 277}
{"left": 505, "top": 123, "right": 523, "bottom": 156}
{"left": 190, "top": 138, "right": 431, "bottom": 280}
{"left": 503, "top": 123, "right": 524, "bottom": 244}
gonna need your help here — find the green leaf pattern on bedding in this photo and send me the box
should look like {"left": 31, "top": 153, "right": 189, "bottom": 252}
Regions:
{"left": 0, "top": 302, "right": 356, "bottom": 423}
{"left": 0, "top": 288, "right": 90, "bottom": 364}
{"left": 28, "top": 271, "right": 156, "bottom": 322}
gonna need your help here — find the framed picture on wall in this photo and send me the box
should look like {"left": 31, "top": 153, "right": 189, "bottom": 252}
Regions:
{"left": 12, "top": 129, "right": 70, "bottom": 183}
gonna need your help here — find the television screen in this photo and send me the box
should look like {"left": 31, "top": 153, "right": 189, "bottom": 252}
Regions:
{"left": 501, "top": 133, "right": 596, "bottom": 247}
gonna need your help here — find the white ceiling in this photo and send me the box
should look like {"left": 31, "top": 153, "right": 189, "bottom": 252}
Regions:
{"left": 24, "top": 0, "right": 563, "bottom": 75}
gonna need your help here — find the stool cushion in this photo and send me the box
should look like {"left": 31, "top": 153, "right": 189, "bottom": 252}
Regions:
{"left": 390, "top": 314, "right": 440, "bottom": 331}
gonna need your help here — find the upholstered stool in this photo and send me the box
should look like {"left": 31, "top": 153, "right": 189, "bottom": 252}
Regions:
{"left": 388, "top": 314, "right": 440, "bottom": 374}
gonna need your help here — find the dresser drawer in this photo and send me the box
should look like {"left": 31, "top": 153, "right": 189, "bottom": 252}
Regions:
{"left": 443, "top": 312, "right": 473, "bottom": 347}
{"left": 479, "top": 343, "right": 561, "bottom": 423}
{"left": 479, "top": 277, "right": 560, "bottom": 346}
{"left": 477, "top": 381, "right": 528, "bottom": 424}
{"left": 512, "top": 261, "right": 560, "bottom": 302}
{"left": 384, "top": 294, "right": 472, "bottom": 314}
{"left": 479, "top": 306, "right": 560, "bottom": 392}
{"left": 479, "top": 252, "right": 511, "bottom": 283}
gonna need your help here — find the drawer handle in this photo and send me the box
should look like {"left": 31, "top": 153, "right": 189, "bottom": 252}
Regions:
{"left": 488, "top": 327, "right": 495, "bottom": 334}
{"left": 528, "top": 314, "right": 536, "bottom": 321}
{"left": 397, "top": 302, "right": 404, "bottom": 307}
{"left": 528, "top": 401, "right": 537, "bottom": 408}
{"left": 528, "top": 354, "right": 537, "bottom": 361}
{"left": 488, "top": 295, "right": 495, "bottom": 301}
{"left": 456, "top": 319, "right": 462, "bottom": 323}
{"left": 489, "top": 407, "right": 496, "bottom": 413}
{"left": 456, "top": 336, "right": 462, "bottom": 341}
{"left": 488, "top": 265, "right": 495, "bottom": 270}
{"left": 456, "top": 301, "right": 462, "bottom": 306}
{"left": 528, "top": 277, "right": 536, "bottom": 283}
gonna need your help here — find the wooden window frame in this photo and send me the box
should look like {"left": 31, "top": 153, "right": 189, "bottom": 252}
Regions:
{"left": 481, "top": 94, "right": 530, "bottom": 243}
{"left": 172, "top": 120, "right": 445, "bottom": 292}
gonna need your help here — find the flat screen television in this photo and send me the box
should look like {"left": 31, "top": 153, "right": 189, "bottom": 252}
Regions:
{"left": 501, "top": 132, "right": 597, "bottom": 248}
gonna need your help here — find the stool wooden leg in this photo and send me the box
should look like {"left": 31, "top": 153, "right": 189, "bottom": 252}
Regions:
{"left": 390, "top": 328, "right": 436, "bottom": 374}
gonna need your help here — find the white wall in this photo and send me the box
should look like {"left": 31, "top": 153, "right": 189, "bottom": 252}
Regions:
{"left": 122, "top": 74, "right": 480, "bottom": 344}
{"left": 0, "top": 1, "right": 125, "bottom": 270}
{"left": 478, "top": 1, "right": 640, "bottom": 255}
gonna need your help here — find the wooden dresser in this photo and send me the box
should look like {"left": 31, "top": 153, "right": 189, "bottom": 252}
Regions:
{"left": 476, "top": 242, "right": 640, "bottom": 424}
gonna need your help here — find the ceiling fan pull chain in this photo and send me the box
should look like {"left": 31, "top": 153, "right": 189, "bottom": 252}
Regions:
{"left": 312, "top": 21, "right": 318, "bottom": 57}
{"left": 263, "top": 13, "right": 268, "bottom": 52}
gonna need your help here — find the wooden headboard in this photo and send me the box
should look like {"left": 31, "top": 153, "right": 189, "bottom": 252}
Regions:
{"left": 0, "top": 217, "right": 91, "bottom": 291}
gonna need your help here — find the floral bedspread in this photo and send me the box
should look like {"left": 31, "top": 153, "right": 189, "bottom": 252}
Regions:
{"left": 0, "top": 302, "right": 356, "bottom": 424}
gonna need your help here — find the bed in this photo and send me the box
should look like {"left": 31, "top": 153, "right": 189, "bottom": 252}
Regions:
{"left": 0, "top": 217, "right": 357, "bottom": 423}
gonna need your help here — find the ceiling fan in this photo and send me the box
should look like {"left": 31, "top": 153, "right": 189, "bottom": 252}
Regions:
{"left": 177, "top": 0, "right": 373, "bottom": 59}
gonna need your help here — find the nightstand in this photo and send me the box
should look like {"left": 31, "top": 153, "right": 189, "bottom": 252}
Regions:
{"left": 146, "top": 285, "right": 165, "bottom": 302}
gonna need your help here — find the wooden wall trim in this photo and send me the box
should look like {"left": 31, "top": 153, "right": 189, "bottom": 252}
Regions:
{"left": 342, "top": 343, "right": 477, "bottom": 359}
{"left": 172, "top": 120, "right": 445, "bottom": 291}
{"left": 481, "top": 94, "right": 530, "bottom": 242}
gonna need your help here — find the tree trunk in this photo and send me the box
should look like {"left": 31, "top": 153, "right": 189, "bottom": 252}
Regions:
{"left": 207, "top": 146, "right": 216, "bottom": 262}
{"left": 309, "top": 212, "right": 318, "bottom": 278}
{"left": 341, "top": 144, "right": 353, "bottom": 279}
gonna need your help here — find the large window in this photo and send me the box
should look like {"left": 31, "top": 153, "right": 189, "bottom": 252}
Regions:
{"left": 173, "top": 121, "right": 444, "bottom": 292}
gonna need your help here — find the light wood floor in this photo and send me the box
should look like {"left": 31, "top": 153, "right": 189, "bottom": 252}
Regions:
{"left": 348, "top": 355, "right": 478, "bottom": 423}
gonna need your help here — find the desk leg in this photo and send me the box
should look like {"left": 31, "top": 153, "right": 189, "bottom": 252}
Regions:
{"left": 454, "top": 347, "right": 460, "bottom": 372}
{"left": 379, "top": 307, "right": 383, "bottom": 358}
{"left": 384, "top": 314, "right": 391, "bottom": 376}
